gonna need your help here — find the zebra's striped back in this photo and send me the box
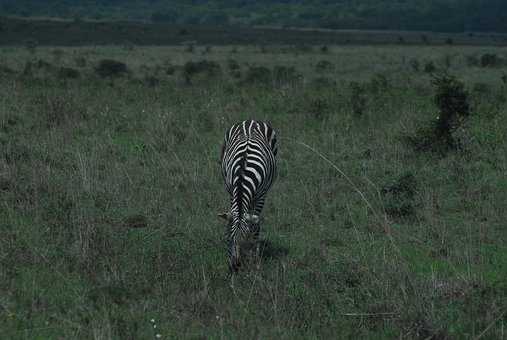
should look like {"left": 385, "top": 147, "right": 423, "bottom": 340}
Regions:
{"left": 220, "top": 120, "right": 277, "bottom": 271}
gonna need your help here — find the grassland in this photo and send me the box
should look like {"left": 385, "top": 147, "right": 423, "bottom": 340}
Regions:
{"left": 0, "top": 43, "right": 507, "bottom": 339}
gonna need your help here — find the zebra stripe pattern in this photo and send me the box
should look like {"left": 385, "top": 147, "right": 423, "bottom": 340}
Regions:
{"left": 220, "top": 120, "right": 277, "bottom": 272}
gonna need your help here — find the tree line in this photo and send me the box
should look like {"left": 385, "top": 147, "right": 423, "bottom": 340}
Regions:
{"left": 1, "top": 0, "right": 506, "bottom": 33}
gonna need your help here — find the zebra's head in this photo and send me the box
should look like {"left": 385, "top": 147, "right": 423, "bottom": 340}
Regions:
{"left": 219, "top": 211, "right": 262, "bottom": 272}
{"left": 218, "top": 212, "right": 261, "bottom": 231}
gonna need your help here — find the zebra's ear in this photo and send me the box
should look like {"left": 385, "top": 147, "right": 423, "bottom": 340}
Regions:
{"left": 218, "top": 212, "right": 231, "bottom": 221}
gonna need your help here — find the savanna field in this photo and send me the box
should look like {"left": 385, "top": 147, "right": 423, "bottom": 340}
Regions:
{"left": 1, "top": 42, "right": 507, "bottom": 339}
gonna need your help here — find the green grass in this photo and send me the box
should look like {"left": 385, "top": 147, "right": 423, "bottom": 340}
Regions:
{"left": 1, "top": 44, "right": 507, "bottom": 339}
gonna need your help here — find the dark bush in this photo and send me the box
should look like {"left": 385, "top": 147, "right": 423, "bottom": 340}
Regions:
{"left": 466, "top": 55, "right": 480, "bottom": 67}
{"left": 166, "top": 65, "right": 176, "bottom": 75}
{"left": 35, "top": 59, "right": 53, "bottom": 70}
{"left": 424, "top": 61, "right": 436, "bottom": 73}
{"left": 316, "top": 60, "right": 334, "bottom": 72}
{"left": 22, "top": 61, "right": 33, "bottom": 78}
{"left": 227, "top": 59, "right": 240, "bottom": 71}
{"left": 0, "top": 64, "right": 15, "bottom": 76}
{"left": 243, "top": 66, "right": 272, "bottom": 85}
{"left": 445, "top": 37, "right": 453, "bottom": 45}
{"left": 95, "top": 59, "right": 128, "bottom": 78}
{"left": 294, "top": 45, "right": 313, "bottom": 53}
{"left": 273, "top": 65, "right": 301, "bottom": 84}
{"left": 349, "top": 82, "right": 367, "bottom": 117}
{"left": 472, "top": 82, "right": 491, "bottom": 95}
{"left": 145, "top": 76, "right": 160, "bottom": 87}
{"left": 183, "top": 60, "right": 221, "bottom": 77}
{"left": 58, "top": 67, "right": 80, "bottom": 79}
{"left": 405, "top": 74, "right": 470, "bottom": 153}
{"left": 368, "top": 73, "right": 390, "bottom": 93}
{"left": 183, "top": 60, "right": 221, "bottom": 84}
{"left": 480, "top": 53, "right": 500, "bottom": 67}
{"left": 502, "top": 73, "right": 507, "bottom": 85}
{"left": 74, "top": 56, "right": 87, "bottom": 68}
{"left": 381, "top": 173, "right": 417, "bottom": 219}
{"left": 320, "top": 45, "right": 329, "bottom": 53}
{"left": 311, "top": 77, "right": 336, "bottom": 88}
{"left": 409, "top": 59, "right": 420, "bottom": 72}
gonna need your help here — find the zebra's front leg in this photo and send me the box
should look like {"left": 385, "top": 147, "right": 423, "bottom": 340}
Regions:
{"left": 250, "top": 223, "right": 262, "bottom": 270}
{"left": 228, "top": 239, "right": 241, "bottom": 273}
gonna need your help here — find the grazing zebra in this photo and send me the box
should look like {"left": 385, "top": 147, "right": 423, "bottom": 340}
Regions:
{"left": 219, "top": 120, "right": 278, "bottom": 272}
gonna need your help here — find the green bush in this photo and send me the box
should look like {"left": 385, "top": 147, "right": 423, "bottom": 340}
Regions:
{"left": 405, "top": 74, "right": 470, "bottom": 153}
{"left": 58, "top": 67, "right": 80, "bottom": 79}
{"left": 95, "top": 59, "right": 128, "bottom": 78}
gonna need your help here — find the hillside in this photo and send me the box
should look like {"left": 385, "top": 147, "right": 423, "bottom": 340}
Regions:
{"left": 1, "top": 0, "right": 507, "bottom": 33}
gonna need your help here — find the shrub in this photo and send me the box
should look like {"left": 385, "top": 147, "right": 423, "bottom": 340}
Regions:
{"left": 444, "top": 55, "right": 452, "bottom": 68}
{"left": 405, "top": 74, "right": 470, "bottom": 153}
{"left": 349, "top": 82, "right": 367, "bottom": 117}
{"left": 243, "top": 66, "right": 272, "bottom": 85}
{"left": 145, "top": 76, "right": 160, "bottom": 87}
{"left": 0, "top": 64, "right": 15, "bottom": 76}
{"left": 445, "top": 37, "right": 453, "bottom": 45}
{"left": 480, "top": 53, "right": 500, "bottom": 67}
{"left": 182, "top": 60, "right": 221, "bottom": 84}
{"left": 466, "top": 55, "right": 480, "bottom": 67}
{"left": 381, "top": 173, "right": 417, "bottom": 219}
{"left": 95, "top": 59, "right": 128, "bottom": 78}
{"left": 311, "top": 77, "right": 336, "bottom": 89}
{"left": 183, "top": 60, "right": 221, "bottom": 77}
{"left": 424, "top": 61, "right": 436, "bottom": 73}
{"left": 315, "top": 60, "right": 334, "bottom": 72}
{"left": 227, "top": 59, "right": 240, "bottom": 71}
{"left": 320, "top": 45, "right": 329, "bottom": 53}
{"left": 52, "top": 49, "right": 65, "bottom": 63}
{"left": 502, "top": 73, "right": 507, "bottom": 85}
{"left": 368, "top": 73, "right": 390, "bottom": 94}
{"left": 74, "top": 56, "right": 87, "bottom": 68}
{"left": 58, "top": 67, "right": 80, "bottom": 79}
{"left": 409, "top": 59, "right": 420, "bottom": 72}
{"left": 273, "top": 65, "right": 301, "bottom": 84}
{"left": 472, "top": 82, "right": 491, "bottom": 95}
{"left": 166, "top": 65, "right": 176, "bottom": 75}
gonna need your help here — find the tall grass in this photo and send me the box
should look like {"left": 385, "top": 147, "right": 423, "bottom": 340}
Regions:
{"left": 0, "top": 44, "right": 506, "bottom": 339}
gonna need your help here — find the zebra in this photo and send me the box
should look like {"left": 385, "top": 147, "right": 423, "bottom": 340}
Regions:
{"left": 219, "top": 120, "right": 278, "bottom": 272}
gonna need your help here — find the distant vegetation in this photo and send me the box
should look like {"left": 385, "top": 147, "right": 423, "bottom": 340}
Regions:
{"left": 1, "top": 0, "right": 507, "bottom": 33}
{"left": 1, "top": 16, "right": 507, "bottom": 47}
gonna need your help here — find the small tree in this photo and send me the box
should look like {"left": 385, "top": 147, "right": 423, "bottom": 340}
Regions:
{"left": 405, "top": 74, "right": 470, "bottom": 153}
{"left": 432, "top": 74, "right": 470, "bottom": 149}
